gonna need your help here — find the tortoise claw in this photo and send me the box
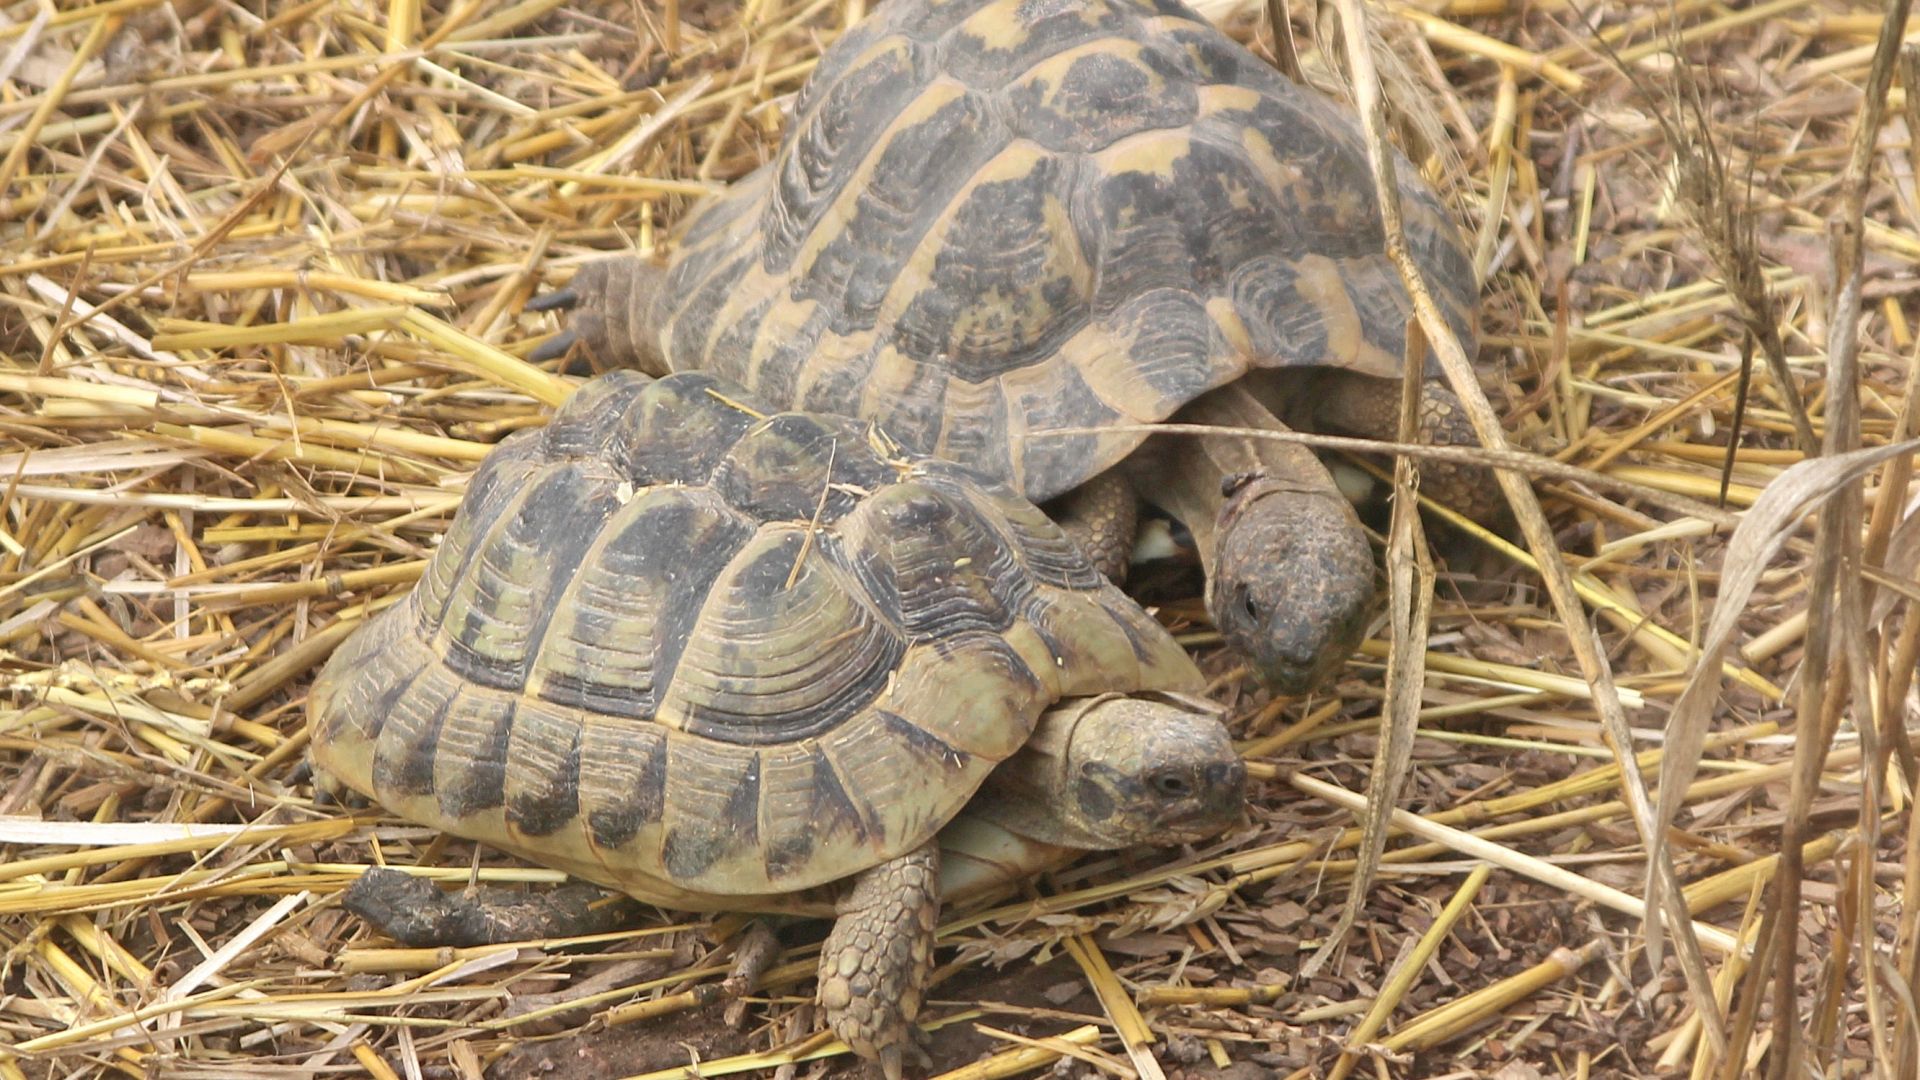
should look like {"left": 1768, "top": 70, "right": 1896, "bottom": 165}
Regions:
{"left": 524, "top": 286, "right": 581, "bottom": 313}
{"left": 529, "top": 329, "right": 579, "bottom": 364}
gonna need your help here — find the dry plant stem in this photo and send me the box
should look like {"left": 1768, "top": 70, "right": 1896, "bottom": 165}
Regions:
{"left": 1585, "top": 5, "right": 1817, "bottom": 456}
{"left": 1326, "top": 0, "right": 1720, "bottom": 1048}
{"left": 1264, "top": 0, "right": 1301, "bottom": 82}
{"left": 1304, "top": 321, "right": 1435, "bottom": 980}
{"left": 1047, "top": 422, "right": 1739, "bottom": 529}
{"left": 0, "top": 13, "right": 124, "bottom": 209}
{"left": 1766, "top": 5, "right": 1909, "bottom": 1075}
{"left": 1869, "top": 333, "right": 1920, "bottom": 789}
{"left": 1382, "top": 939, "right": 1608, "bottom": 1052}
{"left": 1882, "top": 87, "right": 1920, "bottom": 1078}
{"left": 1327, "top": 864, "right": 1490, "bottom": 1080}
{"left": 1290, "top": 774, "right": 1742, "bottom": 956}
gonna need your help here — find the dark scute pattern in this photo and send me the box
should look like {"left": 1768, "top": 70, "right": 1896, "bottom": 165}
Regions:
{"left": 790, "top": 319, "right": 873, "bottom": 419}
{"left": 743, "top": 307, "right": 834, "bottom": 416}
{"left": 504, "top": 699, "right": 583, "bottom": 837}
{"left": 866, "top": 356, "right": 951, "bottom": 457}
{"left": 1158, "top": 23, "right": 1283, "bottom": 97}
{"left": 535, "top": 488, "right": 755, "bottom": 719}
{"left": 433, "top": 690, "right": 515, "bottom": 818}
{"left": 758, "top": 744, "right": 876, "bottom": 880}
{"left": 612, "top": 371, "right": 762, "bottom": 486}
{"left": 1105, "top": 287, "right": 1223, "bottom": 405}
{"left": 711, "top": 413, "right": 884, "bottom": 523}
{"left": 1003, "top": 44, "right": 1197, "bottom": 153}
{"left": 703, "top": 296, "right": 779, "bottom": 393}
{"left": 929, "top": 381, "right": 1015, "bottom": 483}
{"left": 647, "top": 0, "right": 1475, "bottom": 477}
{"left": 877, "top": 0, "right": 983, "bottom": 43}
{"left": 876, "top": 708, "right": 972, "bottom": 776}
{"left": 1087, "top": 134, "right": 1293, "bottom": 314}
{"left": 322, "top": 609, "right": 418, "bottom": 747}
{"left": 763, "top": 36, "right": 935, "bottom": 270}
{"left": 666, "top": 246, "right": 761, "bottom": 381}
{"left": 415, "top": 432, "right": 543, "bottom": 630}
{"left": 676, "top": 529, "right": 907, "bottom": 744}
{"left": 804, "top": 87, "right": 1011, "bottom": 338}
{"left": 662, "top": 745, "right": 761, "bottom": 880}
{"left": 841, "top": 480, "right": 1033, "bottom": 639}
{"left": 1096, "top": 587, "right": 1176, "bottom": 668}
{"left": 1227, "top": 254, "right": 1324, "bottom": 364}
{"left": 544, "top": 369, "right": 654, "bottom": 460}
{"left": 937, "top": 0, "right": 1135, "bottom": 88}
{"left": 1084, "top": 170, "right": 1190, "bottom": 308}
{"left": 581, "top": 720, "right": 668, "bottom": 848}
{"left": 442, "top": 462, "right": 623, "bottom": 690}
{"left": 1343, "top": 258, "right": 1421, "bottom": 361}
{"left": 915, "top": 462, "right": 1103, "bottom": 590}
{"left": 370, "top": 660, "right": 464, "bottom": 799}
{"left": 892, "top": 153, "right": 1088, "bottom": 382}
{"left": 1005, "top": 358, "right": 1123, "bottom": 502}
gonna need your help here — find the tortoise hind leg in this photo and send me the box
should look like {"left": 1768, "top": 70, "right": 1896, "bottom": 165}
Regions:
{"left": 341, "top": 867, "right": 640, "bottom": 947}
{"left": 1299, "top": 370, "right": 1506, "bottom": 526}
{"left": 1045, "top": 471, "right": 1138, "bottom": 584}
{"left": 527, "top": 257, "right": 669, "bottom": 374}
{"left": 818, "top": 843, "right": 939, "bottom": 1080}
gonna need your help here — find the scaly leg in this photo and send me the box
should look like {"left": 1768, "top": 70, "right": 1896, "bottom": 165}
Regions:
{"left": 1297, "top": 369, "right": 1506, "bottom": 526}
{"left": 1045, "top": 470, "right": 1138, "bottom": 584}
{"left": 818, "top": 843, "right": 940, "bottom": 1080}
{"left": 341, "top": 867, "right": 639, "bottom": 947}
{"left": 527, "top": 257, "right": 669, "bottom": 374}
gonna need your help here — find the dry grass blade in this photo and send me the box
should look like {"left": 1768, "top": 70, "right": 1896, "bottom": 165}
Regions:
{"left": 3, "top": 0, "right": 1913, "bottom": 1075}
{"left": 1300, "top": 324, "right": 1436, "bottom": 980}
{"left": 1330, "top": 0, "right": 1721, "bottom": 1051}
{"left": 1327, "top": 864, "right": 1490, "bottom": 1080}
{"left": 1293, "top": 773, "right": 1743, "bottom": 956}
{"left": 1754, "top": 4, "right": 1913, "bottom": 1074}
{"left": 1648, "top": 439, "right": 1920, "bottom": 994}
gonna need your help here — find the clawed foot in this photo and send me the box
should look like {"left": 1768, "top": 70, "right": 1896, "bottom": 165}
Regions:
{"left": 525, "top": 257, "right": 666, "bottom": 373}
{"left": 818, "top": 844, "right": 941, "bottom": 1080}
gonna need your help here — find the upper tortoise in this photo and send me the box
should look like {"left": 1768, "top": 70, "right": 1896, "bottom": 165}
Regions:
{"left": 307, "top": 370, "right": 1245, "bottom": 1079}
{"left": 531, "top": 0, "right": 1499, "bottom": 694}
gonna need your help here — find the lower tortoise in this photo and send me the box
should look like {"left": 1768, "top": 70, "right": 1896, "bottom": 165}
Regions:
{"left": 307, "top": 369, "right": 1246, "bottom": 1078}
{"left": 530, "top": 0, "right": 1503, "bottom": 695}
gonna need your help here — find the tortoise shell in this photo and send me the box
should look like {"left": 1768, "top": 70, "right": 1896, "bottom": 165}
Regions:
{"left": 633, "top": 0, "right": 1477, "bottom": 503}
{"left": 307, "top": 370, "right": 1202, "bottom": 905}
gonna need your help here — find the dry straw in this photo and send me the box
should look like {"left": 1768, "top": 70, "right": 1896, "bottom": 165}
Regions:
{"left": 2, "top": 0, "right": 1916, "bottom": 1076}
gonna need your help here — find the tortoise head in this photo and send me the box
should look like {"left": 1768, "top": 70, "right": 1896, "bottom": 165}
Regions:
{"left": 1208, "top": 470, "right": 1379, "bottom": 695}
{"left": 975, "top": 693, "right": 1244, "bottom": 850}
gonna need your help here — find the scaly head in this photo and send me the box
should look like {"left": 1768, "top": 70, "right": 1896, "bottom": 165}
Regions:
{"left": 1208, "top": 470, "right": 1378, "bottom": 695}
{"left": 976, "top": 693, "right": 1245, "bottom": 850}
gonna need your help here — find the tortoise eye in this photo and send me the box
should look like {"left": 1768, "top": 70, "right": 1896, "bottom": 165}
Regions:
{"left": 1151, "top": 771, "right": 1194, "bottom": 798}
{"left": 1239, "top": 588, "right": 1261, "bottom": 624}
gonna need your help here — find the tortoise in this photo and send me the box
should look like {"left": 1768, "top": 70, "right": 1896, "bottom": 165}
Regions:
{"left": 306, "top": 369, "right": 1246, "bottom": 1078}
{"left": 528, "top": 0, "right": 1499, "bottom": 696}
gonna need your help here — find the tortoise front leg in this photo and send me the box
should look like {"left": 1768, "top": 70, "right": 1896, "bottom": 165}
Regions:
{"left": 818, "top": 842, "right": 939, "bottom": 1080}
{"left": 527, "top": 257, "right": 669, "bottom": 374}
{"left": 1299, "top": 369, "right": 1506, "bottom": 526}
{"left": 1045, "top": 471, "right": 1139, "bottom": 584}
